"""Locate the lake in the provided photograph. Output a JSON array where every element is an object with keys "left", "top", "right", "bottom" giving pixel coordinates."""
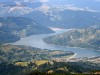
[{"left": 11, "top": 28, "right": 100, "bottom": 58}]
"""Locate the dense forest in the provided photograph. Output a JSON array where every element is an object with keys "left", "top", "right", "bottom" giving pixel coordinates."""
[
  {"left": 0, "top": 45, "right": 100, "bottom": 75},
  {"left": 0, "top": 60, "right": 100, "bottom": 75},
  {"left": 44, "top": 26, "right": 100, "bottom": 50},
  {"left": 0, "top": 17, "right": 54, "bottom": 44}
]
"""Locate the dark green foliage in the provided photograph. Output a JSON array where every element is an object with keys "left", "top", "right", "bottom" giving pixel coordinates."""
[
  {"left": 0, "top": 17, "right": 54, "bottom": 44},
  {"left": 27, "top": 71, "right": 71, "bottom": 75},
  {"left": 0, "top": 32, "right": 20, "bottom": 44},
  {"left": 0, "top": 62, "right": 26, "bottom": 75},
  {"left": 0, "top": 45, "right": 74, "bottom": 63},
  {"left": 44, "top": 26, "right": 100, "bottom": 50},
  {"left": 66, "top": 62, "right": 100, "bottom": 73},
  {"left": 0, "top": 44, "right": 99, "bottom": 75},
  {"left": 27, "top": 61, "right": 100, "bottom": 75}
]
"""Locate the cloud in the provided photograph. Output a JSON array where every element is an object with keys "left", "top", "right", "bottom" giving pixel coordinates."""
[
  {"left": 55, "top": 5, "right": 99, "bottom": 12},
  {"left": 38, "top": 4, "right": 50, "bottom": 14},
  {"left": 39, "top": 0, "right": 49, "bottom": 3},
  {"left": 15, "top": 0, "right": 49, "bottom": 3},
  {"left": 67, "top": 6, "right": 99, "bottom": 12}
]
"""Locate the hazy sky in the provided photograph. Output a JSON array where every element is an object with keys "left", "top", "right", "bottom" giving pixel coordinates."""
[{"left": 0, "top": 0, "right": 100, "bottom": 10}]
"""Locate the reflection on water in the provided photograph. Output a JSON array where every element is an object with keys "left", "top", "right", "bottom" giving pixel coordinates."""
[{"left": 11, "top": 29, "right": 100, "bottom": 58}]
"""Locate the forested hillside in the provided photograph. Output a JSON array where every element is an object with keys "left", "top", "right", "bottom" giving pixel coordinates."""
[
  {"left": 0, "top": 17, "right": 54, "bottom": 44},
  {"left": 44, "top": 26, "right": 100, "bottom": 50}
]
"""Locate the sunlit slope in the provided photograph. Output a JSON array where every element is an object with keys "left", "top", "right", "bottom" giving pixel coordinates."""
[{"left": 44, "top": 26, "right": 100, "bottom": 50}]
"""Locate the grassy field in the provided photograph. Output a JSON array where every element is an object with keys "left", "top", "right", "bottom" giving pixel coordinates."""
[{"left": 35, "top": 60, "right": 49, "bottom": 66}]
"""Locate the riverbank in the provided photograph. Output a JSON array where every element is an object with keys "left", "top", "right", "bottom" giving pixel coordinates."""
[
  {"left": 43, "top": 41, "right": 100, "bottom": 52},
  {"left": 9, "top": 29, "right": 100, "bottom": 58}
]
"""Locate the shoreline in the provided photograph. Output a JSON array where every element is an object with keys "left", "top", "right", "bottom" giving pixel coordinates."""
[
  {"left": 5, "top": 28, "right": 100, "bottom": 58},
  {"left": 43, "top": 41, "right": 100, "bottom": 51}
]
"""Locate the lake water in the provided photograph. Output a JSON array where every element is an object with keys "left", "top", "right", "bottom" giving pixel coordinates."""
[{"left": 11, "top": 29, "right": 100, "bottom": 58}]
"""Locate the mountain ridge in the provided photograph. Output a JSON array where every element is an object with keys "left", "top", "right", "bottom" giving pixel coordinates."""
[
  {"left": 43, "top": 26, "right": 100, "bottom": 50},
  {"left": 0, "top": 17, "right": 54, "bottom": 44}
]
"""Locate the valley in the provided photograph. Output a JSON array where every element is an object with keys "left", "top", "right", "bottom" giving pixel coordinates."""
[
  {"left": 0, "top": 0, "right": 100, "bottom": 75},
  {"left": 1, "top": 27, "right": 99, "bottom": 74},
  {"left": 11, "top": 28, "right": 100, "bottom": 58}
]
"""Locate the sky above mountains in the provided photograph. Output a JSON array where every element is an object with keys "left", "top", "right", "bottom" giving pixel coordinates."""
[{"left": 0, "top": 0, "right": 100, "bottom": 11}]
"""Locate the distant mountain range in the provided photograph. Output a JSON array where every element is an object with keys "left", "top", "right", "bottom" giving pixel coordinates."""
[
  {"left": 0, "top": 0, "right": 100, "bottom": 28},
  {"left": 0, "top": 17, "right": 54, "bottom": 44},
  {"left": 47, "top": 0, "right": 100, "bottom": 11},
  {"left": 23, "top": 9, "right": 100, "bottom": 28},
  {"left": 0, "top": 3, "right": 33, "bottom": 16},
  {"left": 43, "top": 26, "right": 100, "bottom": 50},
  {"left": 1, "top": 0, "right": 100, "bottom": 11}
]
